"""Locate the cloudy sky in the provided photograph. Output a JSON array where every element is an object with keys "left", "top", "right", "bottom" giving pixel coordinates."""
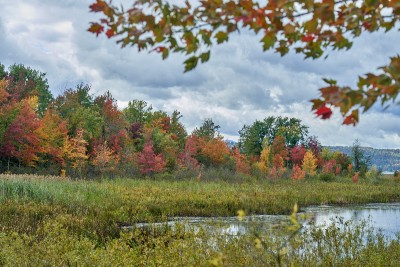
[{"left": 1, "top": 0, "right": 399, "bottom": 148}]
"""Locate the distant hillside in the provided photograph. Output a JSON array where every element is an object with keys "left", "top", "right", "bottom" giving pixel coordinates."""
[{"left": 326, "top": 146, "right": 400, "bottom": 173}]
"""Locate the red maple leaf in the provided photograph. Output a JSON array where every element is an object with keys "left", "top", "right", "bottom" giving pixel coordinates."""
[
  {"left": 343, "top": 114, "right": 357, "bottom": 126},
  {"left": 302, "top": 34, "right": 315, "bottom": 42},
  {"left": 105, "top": 29, "right": 115, "bottom": 38},
  {"left": 89, "top": 1, "right": 107, "bottom": 12},
  {"left": 315, "top": 105, "right": 332, "bottom": 119},
  {"left": 362, "top": 21, "right": 372, "bottom": 30}
]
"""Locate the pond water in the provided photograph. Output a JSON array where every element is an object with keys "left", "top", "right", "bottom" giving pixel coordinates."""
[
  {"left": 304, "top": 202, "right": 400, "bottom": 239},
  {"left": 132, "top": 203, "right": 400, "bottom": 239}
]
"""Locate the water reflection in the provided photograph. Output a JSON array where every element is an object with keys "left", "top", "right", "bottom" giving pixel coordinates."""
[
  {"left": 304, "top": 203, "right": 400, "bottom": 239},
  {"left": 130, "top": 203, "right": 400, "bottom": 239}
]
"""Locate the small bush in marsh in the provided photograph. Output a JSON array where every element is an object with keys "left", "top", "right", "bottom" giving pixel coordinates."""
[{"left": 319, "top": 172, "right": 335, "bottom": 182}]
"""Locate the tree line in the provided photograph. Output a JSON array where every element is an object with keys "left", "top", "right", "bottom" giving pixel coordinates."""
[{"left": 1, "top": 63, "right": 367, "bottom": 180}]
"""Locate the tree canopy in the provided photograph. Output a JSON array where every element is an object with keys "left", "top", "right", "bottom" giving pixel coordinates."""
[
  {"left": 192, "top": 118, "right": 221, "bottom": 140},
  {"left": 89, "top": 0, "right": 399, "bottom": 125},
  {"left": 238, "top": 116, "right": 309, "bottom": 156}
]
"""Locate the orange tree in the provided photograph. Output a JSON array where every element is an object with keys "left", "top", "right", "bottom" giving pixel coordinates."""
[{"left": 89, "top": 0, "right": 399, "bottom": 125}]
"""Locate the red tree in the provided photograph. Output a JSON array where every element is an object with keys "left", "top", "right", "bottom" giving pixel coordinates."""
[
  {"left": 178, "top": 135, "right": 203, "bottom": 170},
  {"left": 232, "top": 147, "right": 250, "bottom": 175},
  {"left": 291, "top": 145, "right": 306, "bottom": 166},
  {"left": 323, "top": 159, "right": 337, "bottom": 174},
  {"left": 138, "top": 140, "right": 166, "bottom": 175},
  {"left": 2, "top": 100, "right": 45, "bottom": 166}
]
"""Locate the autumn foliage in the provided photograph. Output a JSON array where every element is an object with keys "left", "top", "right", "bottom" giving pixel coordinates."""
[
  {"left": 138, "top": 141, "right": 166, "bottom": 176},
  {"left": 201, "top": 137, "right": 230, "bottom": 166},
  {"left": 2, "top": 100, "right": 45, "bottom": 166},
  {"left": 92, "top": 141, "right": 119, "bottom": 175},
  {"left": 291, "top": 165, "right": 306, "bottom": 180},
  {"left": 232, "top": 147, "right": 250, "bottom": 175},
  {"left": 0, "top": 62, "right": 377, "bottom": 180},
  {"left": 302, "top": 150, "right": 317, "bottom": 177},
  {"left": 291, "top": 145, "right": 306, "bottom": 166},
  {"left": 63, "top": 129, "right": 88, "bottom": 174}
]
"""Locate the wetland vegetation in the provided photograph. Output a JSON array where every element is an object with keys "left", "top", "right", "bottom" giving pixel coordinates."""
[{"left": 1, "top": 174, "right": 400, "bottom": 266}]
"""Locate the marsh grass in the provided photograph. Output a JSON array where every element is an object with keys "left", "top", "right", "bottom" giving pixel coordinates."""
[
  {"left": 1, "top": 174, "right": 400, "bottom": 220},
  {"left": 1, "top": 173, "right": 400, "bottom": 265}
]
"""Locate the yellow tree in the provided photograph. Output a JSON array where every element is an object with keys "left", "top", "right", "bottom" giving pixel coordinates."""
[
  {"left": 0, "top": 79, "right": 9, "bottom": 103},
  {"left": 302, "top": 150, "right": 317, "bottom": 177},
  {"left": 39, "top": 109, "right": 68, "bottom": 165},
  {"left": 92, "top": 141, "right": 119, "bottom": 177},
  {"left": 259, "top": 140, "right": 271, "bottom": 175},
  {"left": 63, "top": 129, "right": 88, "bottom": 176}
]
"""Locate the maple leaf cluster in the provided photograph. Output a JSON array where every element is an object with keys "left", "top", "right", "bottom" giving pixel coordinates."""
[{"left": 89, "top": 0, "right": 399, "bottom": 124}]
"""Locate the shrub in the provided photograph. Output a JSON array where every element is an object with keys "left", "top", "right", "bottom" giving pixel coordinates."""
[
  {"left": 291, "top": 165, "right": 305, "bottom": 180},
  {"left": 232, "top": 148, "right": 251, "bottom": 175},
  {"left": 335, "top": 165, "right": 341, "bottom": 175},
  {"left": 322, "top": 159, "right": 336, "bottom": 174},
  {"left": 365, "top": 165, "right": 381, "bottom": 181},
  {"left": 138, "top": 141, "right": 166, "bottom": 176},
  {"left": 352, "top": 172, "right": 359, "bottom": 183},
  {"left": 251, "top": 162, "right": 266, "bottom": 179},
  {"left": 347, "top": 164, "right": 353, "bottom": 175},
  {"left": 319, "top": 172, "right": 335, "bottom": 182},
  {"left": 268, "top": 165, "right": 286, "bottom": 180}
]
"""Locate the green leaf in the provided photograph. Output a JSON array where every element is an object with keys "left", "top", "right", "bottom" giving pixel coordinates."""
[
  {"left": 162, "top": 48, "right": 169, "bottom": 60},
  {"left": 200, "top": 51, "right": 211, "bottom": 63},
  {"left": 304, "top": 19, "right": 318, "bottom": 32},
  {"left": 322, "top": 78, "right": 337, "bottom": 85},
  {"left": 200, "top": 30, "right": 212, "bottom": 46},
  {"left": 261, "top": 34, "right": 276, "bottom": 51},
  {"left": 214, "top": 31, "right": 228, "bottom": 44},
  {"left": 184, "top": 56, "right": 199, "bottom": 72},
  {"left": 365, "top": 0, "right": 379, "bottom": 6}
]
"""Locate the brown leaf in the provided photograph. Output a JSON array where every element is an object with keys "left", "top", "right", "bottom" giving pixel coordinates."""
[
  {"left": 88, "top": 23, "right": 104, "bottom": 36},
  {"left": 342, "top": 110, "right": 359, "bottom": 126},
  {"left": 89, "top": 1, "right": 107, "bottom": 12}
]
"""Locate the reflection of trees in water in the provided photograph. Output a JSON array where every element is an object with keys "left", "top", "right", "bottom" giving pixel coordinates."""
[
  {"left": 351, "top": 209, "right": 364, "bottom": 221},
  {"left": 133, "top": 204, "right": 400, "bottom": 239}
]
